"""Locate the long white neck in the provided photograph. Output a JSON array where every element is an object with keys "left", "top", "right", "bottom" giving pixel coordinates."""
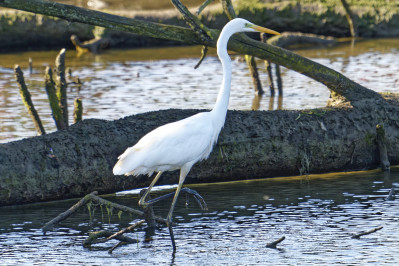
[{"left": 210, "top": 25, "right": 235, "bottom": 137}]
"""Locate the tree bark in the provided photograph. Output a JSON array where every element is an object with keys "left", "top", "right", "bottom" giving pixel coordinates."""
[{"left": 1, "top": 94, "right": 398, "bottom": 206}]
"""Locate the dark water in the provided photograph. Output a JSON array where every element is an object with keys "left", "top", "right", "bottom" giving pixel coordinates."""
[
  {"left": 0, "top": 39, "right": 398, "bottom": 143},
  {"left": 0, "top": 168, "right": 398, "bottom": 264}
]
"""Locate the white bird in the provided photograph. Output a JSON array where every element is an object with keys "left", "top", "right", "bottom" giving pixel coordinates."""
[{"left": 113, "top": 18, "right": 280, "bottom": 250}]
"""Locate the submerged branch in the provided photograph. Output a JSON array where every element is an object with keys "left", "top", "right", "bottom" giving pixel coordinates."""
[
  {"left": 266, "top": 236, "right": 286, "bottom": 248},
  {"left": 42, "top": 191, "right": 167, "bottom": 235},
  {"left": 351, "top": 226, "right": 383, "bottom": 239}
]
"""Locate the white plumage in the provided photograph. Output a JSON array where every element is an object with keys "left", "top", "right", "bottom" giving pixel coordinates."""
[
  {"left": 113, "top": 18, "right": 279, "bottom": 251},
  {"left": 113, "top": 112, "right": 215, "bottom": 176}
]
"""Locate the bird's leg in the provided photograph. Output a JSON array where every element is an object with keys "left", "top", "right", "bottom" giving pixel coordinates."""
[
  {"left": 138, "top": 171, "right": 163, "bottom": 208},
  {"left": 166, "top": 166, "right": 190, "bottom": 251}
]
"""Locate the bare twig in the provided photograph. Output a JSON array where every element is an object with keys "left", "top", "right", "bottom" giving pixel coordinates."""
[
  {"left": 108, "top": 241, "right": 124, "bottom": 254},
  {"left": 351, "top": 226, "right": 383, "bottom": 239},
  {"left": 83, "top": 230, "right": 137, "bottom": 247},
  {"left": 194, "top": 45, "right": 208, "bottom": 69},
  {"left": 197, "top": 0, "right": 216, "bottom": 15},
  {"left": 42, "top": 191, "right": 98, "bottom": 234},
  {"left": 266, "top": 236, "right": 286, "bottom": 248},
  {"left": 91, "top": 220, "right": 145, "bottom": 244},
  {"left": 14, "top": 65, "right": 46, "bottom": 136}
]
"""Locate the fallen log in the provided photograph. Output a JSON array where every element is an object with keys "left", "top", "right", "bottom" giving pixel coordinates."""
[{"left": 0, "top": 93, "right": 398, "bottom": 206}]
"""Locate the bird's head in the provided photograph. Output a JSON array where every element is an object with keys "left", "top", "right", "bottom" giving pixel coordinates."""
[{"left": 228, "top": 18, "right": 280, "bottom": 36}]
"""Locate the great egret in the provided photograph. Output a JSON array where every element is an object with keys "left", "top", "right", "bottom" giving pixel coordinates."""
[{"left": 113, "top": 18, "right": 279, "bottom": 250}]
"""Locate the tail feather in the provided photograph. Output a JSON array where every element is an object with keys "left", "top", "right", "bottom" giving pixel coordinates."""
[{"left": 113, "top": 147, "right": 138, "bottom": 175}]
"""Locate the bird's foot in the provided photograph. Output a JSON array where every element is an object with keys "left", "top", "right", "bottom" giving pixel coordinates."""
[
  {"left": 166, "top": 217, "right": 177, "bottom": 251},
  {"left": 181, "top": 187, "right": 208, "bottom": 210}
]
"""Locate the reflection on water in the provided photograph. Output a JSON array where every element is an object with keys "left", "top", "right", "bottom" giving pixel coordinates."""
[
  {"left": 0, "top": 168, "right": 398, "bottom": 264},
  {"left": 0, "top": 39, "right": 398, "bottom": 143}
]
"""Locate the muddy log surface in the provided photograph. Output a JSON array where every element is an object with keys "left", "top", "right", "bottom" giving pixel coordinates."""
[{"left": 0, "top": 94, "right": 398, "bottom": 206}]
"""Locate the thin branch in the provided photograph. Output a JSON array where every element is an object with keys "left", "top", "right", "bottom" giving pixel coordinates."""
[
  {"left": 42, "top": 191, "right": 98, "bottom": 234},
  {"left": 83, "top": 230, "right": 137, "bottom": 247},
  {"left": 194, "top": 45, "right": 208, "bottom": 69},
  {"left": 351, "top": 226, "right": 383, "bottom": 239},
  {"left": 266, "top": 236, "right": 285, "bottom": 248},
  {"left": 94, "top": 220, "right": 145, "bottom": 244},
  {"left": 197, "top": 0, "right": 216, "bottom": 15}
]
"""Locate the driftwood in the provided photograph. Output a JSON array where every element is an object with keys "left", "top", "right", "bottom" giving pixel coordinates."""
[
  {"left": 42, "top": 191, "right": 167, "bottom": 234},
  {"left": 351, "top": 226, "right": 383, "bottom": 239},
  {"left": 266, "top": 236, "right": 286, "bottom": 249}
]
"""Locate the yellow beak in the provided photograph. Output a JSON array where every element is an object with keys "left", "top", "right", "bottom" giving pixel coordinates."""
[{"left": 251, "top": 25, "right": 280, "bottom": 35}]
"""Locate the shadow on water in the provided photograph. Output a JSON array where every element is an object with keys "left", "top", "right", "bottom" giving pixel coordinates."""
[{"left": 0, "top": 167, "right": 398, "bottom": 264}]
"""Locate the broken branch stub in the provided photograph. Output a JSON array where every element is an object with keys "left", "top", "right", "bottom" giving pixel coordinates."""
[
  {"left": 45, "top": 66, "right": 67, "bottom": 130},
  {"left": 55, "top": 48, "right": 68, "bottom": 126},
  {"left": 14, "top": 65, "right": 46, "bottom": 136}
]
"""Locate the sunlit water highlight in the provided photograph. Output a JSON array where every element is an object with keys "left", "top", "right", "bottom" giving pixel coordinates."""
[
  {"left": 0, "top": 168, "right": 398, "bottom": 264},
  {"left": 0, "top": 39, "right": 398, "bottom": 142}
]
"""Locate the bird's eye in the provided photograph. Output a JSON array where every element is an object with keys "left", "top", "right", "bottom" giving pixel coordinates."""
[{"left": 244, "top": 23, "right": 252, "bottom": 28}]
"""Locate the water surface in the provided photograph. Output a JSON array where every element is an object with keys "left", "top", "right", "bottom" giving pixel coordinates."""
[
  {"left": 0, "top": 168, "right": 398, "bottom": 264},
  {"left": 0, "top": 38, "right": 398, "bottom": 143}
]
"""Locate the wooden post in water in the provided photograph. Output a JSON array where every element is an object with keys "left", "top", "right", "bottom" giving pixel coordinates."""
[
  {"left": 275, "top": 64, "right": 283, "bottom": 95},
  {"left": 14, "top": 65, "right": 46, "bottom": 136},
  {"left": 73, "top": 98, "right": 83, "bottom": 124},
  {"left": 261, "top": 33, "right": 275, "bottom": 96},
  {"left": 55, "top": 48, "right": 68, "bottom": 126},
  {"left": 45, "top": 66, "right": 66, "bottom": 130},
  {"left": 139, "top": 189, "right": 157, "bottom": 228},
  {"left": 245, "top": 55, "right": 264, "bottom": 95}
]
